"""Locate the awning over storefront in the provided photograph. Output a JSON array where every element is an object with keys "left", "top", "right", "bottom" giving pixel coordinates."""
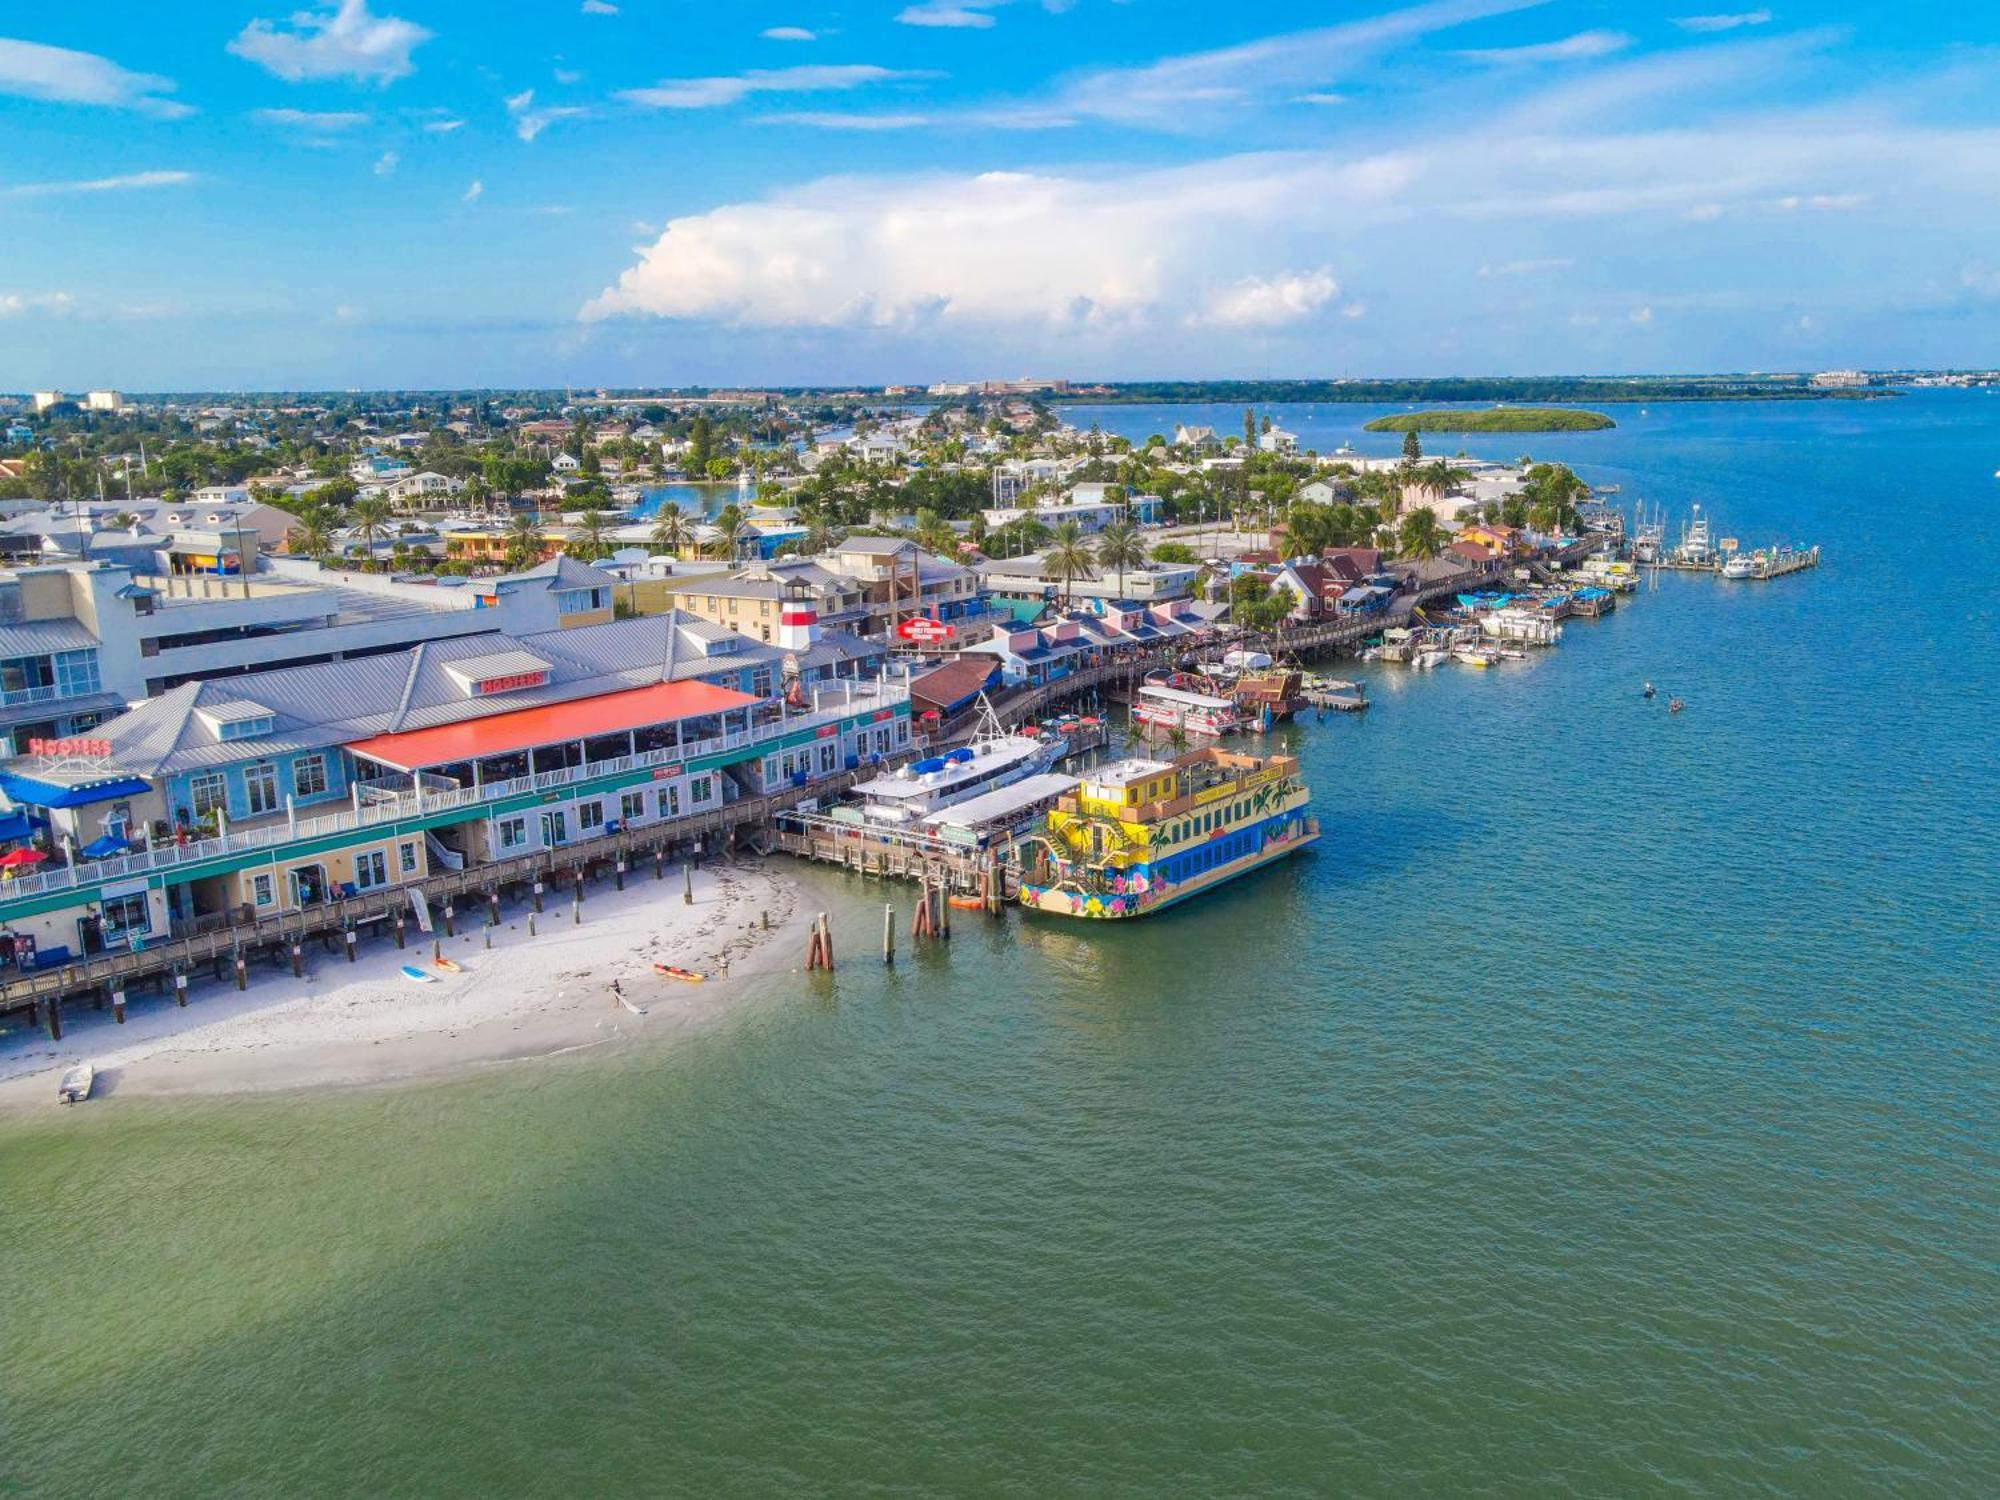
[
  {"left": 0, "top": 773, "right": 153, "bottom": 810},
  {"left": 344, "top": 678, "right": 761, "bottom": 772}
]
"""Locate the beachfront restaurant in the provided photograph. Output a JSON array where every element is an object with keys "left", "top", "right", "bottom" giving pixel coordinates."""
[{"left": 342, "top": 677, "right": 766, "bottom": 866}]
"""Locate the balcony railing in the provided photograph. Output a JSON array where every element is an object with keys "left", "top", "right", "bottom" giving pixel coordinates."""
[{"left": 0, "top": 680, "right": 910, "bottom": 903}]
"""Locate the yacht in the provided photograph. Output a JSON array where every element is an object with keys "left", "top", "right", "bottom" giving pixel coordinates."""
[
  {"left": 848, "top": 698, "right": 1061, "bottom": 826},
  {"left": 1721, "top": 554, "right": 1756, "bottom": 579},
  {"left": 1673, "top": 504, "right": 1716, "bottom": 567}
]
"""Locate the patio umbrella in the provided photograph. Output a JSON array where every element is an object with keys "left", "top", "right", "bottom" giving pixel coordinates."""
[
  {"left": 80, "top": 834, "right": 130, "bottom": 859},
  {"left": 0, "top": 847, "right": 48, "bottom": 867}
]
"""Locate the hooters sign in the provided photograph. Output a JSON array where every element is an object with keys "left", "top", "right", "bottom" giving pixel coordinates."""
[{"left": 896, "top": 617, "right": 953, "bottom": 643}]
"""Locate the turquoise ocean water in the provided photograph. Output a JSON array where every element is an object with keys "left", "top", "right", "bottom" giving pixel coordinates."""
[{"left": 1, "top": 394, "right": 1994, "bottom": 1496}]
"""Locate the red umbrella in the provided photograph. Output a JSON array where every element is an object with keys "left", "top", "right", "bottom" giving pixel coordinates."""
[{"left": 0, "top": 848, "right": 48, "bottom": 868}]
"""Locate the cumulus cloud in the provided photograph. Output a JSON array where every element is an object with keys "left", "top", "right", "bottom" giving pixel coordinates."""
[
  {"left": 1674, "top": 10, "right": 1772, "bottom": 32},
  {"left": 763, "top": 27, "right": 818, "bottom": 42},
  {"left": 0, "top": 37, "right": 192, "bottom": 117},
  {"left": 3, "top": 170, "right": 195, "bottom": 199},
  {"left": 1193, "top": 268, "right": 1340, "bottom": 328},
  {"left": 229, "top": 0, "right": 431, "bottom": 86},
  {"left": 617, "top": 65, "right": 931, "bottom": 110},
  {"left": 582, "top": 159, "right": 1382, "bottom": 330}
]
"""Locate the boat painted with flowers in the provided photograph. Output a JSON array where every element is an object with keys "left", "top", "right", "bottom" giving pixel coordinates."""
[{"left": 1016, "top": 749, "right": 1318, "bottom": 920}]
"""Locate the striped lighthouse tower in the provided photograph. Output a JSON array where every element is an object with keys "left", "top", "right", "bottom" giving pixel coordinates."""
[{"left": 777, "top": 582, "right": 820, "bottom": 651}]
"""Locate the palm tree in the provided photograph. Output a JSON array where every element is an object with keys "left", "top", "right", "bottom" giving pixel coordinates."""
[
  {"left": 1397, "top": 508, "right": 1445, "bottom": 560},
  {"left": 504, "top": 510, "right": 544, "bottom": 571},
  {"left": 1043, "top": 520, "right": 1096, "bottom": 609},
  {"left": 568, "top": 508, "right": 613, "bottom": 561},
  {"left": 350, "top": 495, "right": 393, "bottom": 553},
  {"left": 1094, "top": 519, "right": 1149, "bottom": 598},
  {"left": 710, "top": 503, "right": 755, "bottom": 562},
  {"left": 650, "top": 504, "right": 694, "bottom": 558},
  {"left": 912, "top": 506, "right": 957, "bottom": 559},
  {"left": 287, "top": 507, "right": 336, "bottom": 562}
]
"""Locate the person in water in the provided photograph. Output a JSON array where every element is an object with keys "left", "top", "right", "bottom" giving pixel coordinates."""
[{"left": 1643, "top": 682, "right": 1656, "bottom": 699}]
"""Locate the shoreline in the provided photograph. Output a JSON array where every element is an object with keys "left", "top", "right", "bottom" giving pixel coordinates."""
[{"left": 0, "top": 861, "right": 807, "bottom": 1109}]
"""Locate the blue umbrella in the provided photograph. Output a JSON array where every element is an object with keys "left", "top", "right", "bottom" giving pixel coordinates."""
[{"left": 80, "top": 833, "right": 131, "bottom": 859}]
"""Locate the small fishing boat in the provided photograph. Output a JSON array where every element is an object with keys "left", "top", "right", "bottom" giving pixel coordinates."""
[
  {"left": 653, "top": 963, "right": 706, "bottom": 984},
  {"left": 433, "top": 957, "right": 464, "bottom": 974},
  {"left": 400, "top": 964, "right": 437, "bottom": 984},
  {"left": 1720, "top": 554, "right": 1756, "bottom": 579},
  {"left": 1452, "top": 646, "right": 1498, "bottom": 669},
  {"left": 57, "top": 1062, "right": 93, "bottom": 1104}
]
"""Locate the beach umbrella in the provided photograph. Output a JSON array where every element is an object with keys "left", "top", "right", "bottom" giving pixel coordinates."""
[{"left": 0, "top": 847, "right": 48, "bottom": 867}]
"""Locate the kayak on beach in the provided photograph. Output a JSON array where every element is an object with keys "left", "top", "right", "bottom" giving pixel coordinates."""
[
  {"left": 400, "top": 965, "right": 437, "bottom": 984},
  {"left": 653, "top": 963, "right": 706, "bottom": 984},
  {"left": 433, "top": 957, "right": 464, "bottom": 973}
]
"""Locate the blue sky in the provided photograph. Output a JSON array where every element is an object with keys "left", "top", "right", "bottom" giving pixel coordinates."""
[{"left": 3, "top": 0, "right": 1999, "bottom": 389}]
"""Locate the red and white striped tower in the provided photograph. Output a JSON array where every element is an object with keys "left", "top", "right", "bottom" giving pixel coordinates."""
[{"left": 777, "top": 583, "right": 820, "bottom": 650}]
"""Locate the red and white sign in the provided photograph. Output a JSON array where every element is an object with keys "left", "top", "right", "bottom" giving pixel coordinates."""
[
  {"left": 474, "top": 670, "right": 551, "bottom": 695},
  {"left": 29, "top": 737, "right": 112, "bottom": 758},
  {"left": 650, "top": 764, "right": 685, "bottom": 781},
  {"left": 896, "top": 616, "right": 954, "bottom": 643}
]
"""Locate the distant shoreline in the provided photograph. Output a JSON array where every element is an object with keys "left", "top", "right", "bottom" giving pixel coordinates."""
[
  {"left": 1365, "top": 407, "right": 1616, "bottom": 434},
  {"left": 1047, "top": 381, "right": 1895, "bottom": 407}
]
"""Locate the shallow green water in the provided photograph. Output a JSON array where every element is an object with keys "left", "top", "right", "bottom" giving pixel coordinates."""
[{"left": 2, "top": 396, "right": 1995, "bottom": 1497}]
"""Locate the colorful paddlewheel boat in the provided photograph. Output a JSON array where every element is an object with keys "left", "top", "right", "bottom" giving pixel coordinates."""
[{"left": 1017, "top": 749, "right": 1318, "bottom": 920}]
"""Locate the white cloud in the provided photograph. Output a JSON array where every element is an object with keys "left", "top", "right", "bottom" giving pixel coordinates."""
[
  {"left": 581, "top": 0, "right": 620, "bottom": 11},
  {"left": 374, "top": 150, "right": 398, "bottom": 175},
  {"left": 758, "top": 111, "right": 931, "bottom": 130},
  {"left": 0, "top": 37, "right": 192, "bottom": 117},
  {"left": 583, "top": 160, "right": 1379, "bottom": 330},
  {"left": 463, "top": 179, "right": 484, "bottom": 202},
  {"left": 1629, "top": 305, "right": 1654, "bottom": 325},
  {"left": 1021, "top": 0, "right": 1550, "bottom": 129},
  {"left": 0, "top": 291, "right": 76, "bottom": 317},
  {"left": 1295, "top": 92, "right": 1347, "bottom": 106},
  {"left": 898, "top": 2, "right": 1003, "bottom": 27},
  {"left": 253, "top": 107, "right": 370, "bottom": 129},
  {"left": 763, "top": 27, "right": 818, "bottom": 42},
  {"left": 423, "top": 117, "right": 464, "bottom": 133},
  {"left": 229, "top": 0, "right": 431, "bottom": 86},
  {"left": 1769, "top": 192, "right": 1867, "bottom": 212},
  {"left": 1479, "top": 257, "right": 1574, "bottom": 276},
  {"left": 617, "top": 65, "right": 932, "bottom": 110},
  {"left": 3, "top": 170, "right": 195, "bottom": 199},
  {"left": 554, "top": 67, "right": 583, "bottom": 85},
  {"left": 1674, "top": 10, "right": 1772, "bottom": 32},
  {"left": 1193, "top": 268, "right": 1341, "bottom": 328},
  {"left": 506, "top": 88, "right": 588, "bottom": 141},
  {"left": 1460, "top": 30, "right": 1633, "bottom": 65}
]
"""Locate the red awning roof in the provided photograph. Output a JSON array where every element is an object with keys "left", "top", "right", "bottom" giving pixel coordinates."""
[{"left": 345, "top": 678, "right": 760, "bottom": 771}]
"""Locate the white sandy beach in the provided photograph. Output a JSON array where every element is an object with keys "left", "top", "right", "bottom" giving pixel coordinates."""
[{"left": 0, "top": 861, "right": 806, "bottom": 1107}]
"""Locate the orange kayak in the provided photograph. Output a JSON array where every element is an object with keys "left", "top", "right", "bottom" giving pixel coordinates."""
[
  {"left": 434, "top": 957, "right": 464, "bottom": 973},
  {"left": 947, "top": 896, "right": 987, "bottom": 912},
  {"left": 653, "top": 963, "right": 706, "bottom": 984}
]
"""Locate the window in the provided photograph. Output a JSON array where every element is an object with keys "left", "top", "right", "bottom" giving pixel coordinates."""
[
  {"left": 498, "top": 816, "right": 528, "bottom": 849},
  {"left": 750, "top": 668, "right": 774, "bottom": 697},
  {"left": 659, "top": 783, "right": 681, "bottom": 818},
  {"left": 398, "top": 841, "right": 418, "bottom": 874},
  {"left": 354, "top": 850, "right": 388, "bottom": 890},
  {"left": 577, "top": 800, "right": 604, "bottom": 833},
  {"left": 818, "top": 743, "right": 838, "bottom": 775},
  {"left": 689, "top": 775, "right": 714, "bottom": 806},
  {"left": 621, "top": 791, "right": 646, "bottom": 823},
  {"left": 252, "top": 873, "right": 275, "bottom": 906},
  {"left": 293, "top": 754, "right": 328, "bottom": 799},
  {"left": 190, "top": 771, "right": 227, "bottom": 818},
  {"left": 244, "top": 763, "right": 279, "bottom": 817},
  {"left": 99, "top": 892, "right": 151, "bottom": 943}
]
